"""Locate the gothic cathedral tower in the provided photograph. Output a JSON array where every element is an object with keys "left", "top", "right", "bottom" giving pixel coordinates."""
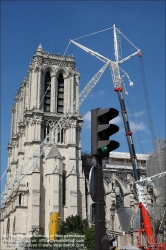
[{"left": 1, "top": 44, "right": 86, "bottom": 241}]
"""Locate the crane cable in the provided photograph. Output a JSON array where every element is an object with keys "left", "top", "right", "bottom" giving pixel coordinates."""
[
  {"left": 139, "top": 55, "right": 166, "bottom": 202},
  {"left": 125, "top": 93, "right": 145, "bottom": 154},
  {"left": 139, "top": 55, "right": 156, "bottom": 150},
  {"left": 0, "top": 169, "right": 7, "bottom": 182},
  {"left": 120, "top": 64, "right": 145, "bottom": 154},
  {"left": 73, "top": 27, "right": 113, "bottom": 41},
  {"left": 119, "top": 43, "right": 145, "bottom": 154}
]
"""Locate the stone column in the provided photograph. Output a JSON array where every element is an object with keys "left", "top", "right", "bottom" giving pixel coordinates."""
[
  {"left": 11, "top": 108, "right": 14, "bottom": 138},
  {"left": 14, "top": 101, "right": 18, "bottom": 134},
  {"left": 75, "top": 73, "right": 80, "bottom": 115},
  {"left": 63, "top": 76, "right": 68, "bottom": 114},
  {"left": 51, "top": 75, "right": 56, "bottom": 112},
  {"left": 30, "top": 69, "right": 38, "bottom": 109},
  {"left": 37, "top": 70, "right": 42, "bottom": 109},
  {"left": 28, "top": 68, "right": 33, "bottom": 110}
]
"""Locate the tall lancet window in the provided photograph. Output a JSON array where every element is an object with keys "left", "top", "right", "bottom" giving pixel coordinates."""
[
  {"left": 57, "top": 73, "right": 64, "bottom": 113},
  {"left": 44, "top": 71, "right": 51, "bottom": 112}
]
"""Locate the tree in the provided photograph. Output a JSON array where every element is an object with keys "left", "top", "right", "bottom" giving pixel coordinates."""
[
  {"left": 58, "top": 215, "right": 89, "bottom": 235},
  {"left": 84, "top": 226, "right": 95, "bottom": 250},
  {"left": 58, "top": 215, "right": 95, "bottom": 249}
]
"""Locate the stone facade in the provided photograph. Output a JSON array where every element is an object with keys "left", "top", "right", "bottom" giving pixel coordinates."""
[{"left": 0, "top": 44, "right": 86, "bottom": 247}]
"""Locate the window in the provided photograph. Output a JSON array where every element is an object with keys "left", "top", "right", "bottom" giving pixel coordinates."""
[
  {"left": 58, "top": 129, "right": 64, "bottom": 143},
  {"left": 19, "top": 194, "right": 22, "bottom": 206},
  {"left": 44, "top": 123, "right": 50, "bottom": 141},
  {"left": 44, "top": 71, "right": 51, "bottom": 112},
  {"left": 62, "top": 172, "right": 66, "bottom": 205},
  {"left": 57, "top": 73, "right": 64, "bottom": 113}
]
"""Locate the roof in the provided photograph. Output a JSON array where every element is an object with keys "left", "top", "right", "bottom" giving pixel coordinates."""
[
  {"left": 116, "top": 206, "right": 139, "bottom": 232},
  {"left": 109, "top": 151, "right": 148, "bottom": 160},
  {"left": 46, "top": 145, "right": 63, "bottom": 159},
  {"left": 116, "top": 207, "right": 132, "bottom": 232}
]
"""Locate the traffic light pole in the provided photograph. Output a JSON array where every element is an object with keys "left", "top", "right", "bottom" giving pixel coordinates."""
[
  {"left": 91, "top": 107, "right": 119, "bottom": 249},
  {"left": 115, "top": 87, "right": 140, "bottom": 181},
  {"left": 95, "top": 156, "right": 109, "bottom": 250}
]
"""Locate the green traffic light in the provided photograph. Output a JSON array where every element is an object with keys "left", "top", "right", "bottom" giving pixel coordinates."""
[{"left": 101, "top": 146, "right": 108, "bottom": 153}]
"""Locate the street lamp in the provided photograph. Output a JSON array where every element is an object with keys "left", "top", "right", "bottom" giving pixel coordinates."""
[{"left": 110, "top": 206, "right": 115, "bottom": 231}]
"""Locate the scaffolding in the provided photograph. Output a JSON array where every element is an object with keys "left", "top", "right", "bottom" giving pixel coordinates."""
[
  {"left": 146, "top": 139, "right": 166, "bottom": 203},
  {"left": 81, "top": 152, "right": 147, "bottom": 184}
]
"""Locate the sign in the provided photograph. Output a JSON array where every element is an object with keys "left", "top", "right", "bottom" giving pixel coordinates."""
[
  {"left": 106, "top": 229, "right": 124, "bottom": 236},
  {"left": 113, "top": 240, "right": 117, "bottom": 247},
  {"left": 89, "top": 165, "right": 96, "bottom": 202}
]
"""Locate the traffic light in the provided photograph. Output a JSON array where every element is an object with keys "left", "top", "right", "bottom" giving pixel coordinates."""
[
  {"left": 91, "top": 108, "right": 119, "bottom": 157},
  {"left": 108, "top": 236, "right": 117, "bottom": 250},
  {"left": 90, "top": 202, "right": 96, "bottom": 224}
]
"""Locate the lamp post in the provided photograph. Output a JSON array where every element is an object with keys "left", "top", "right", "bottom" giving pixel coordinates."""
[{"left": 110, "top": 206, "right": 115, "bottom": 230}]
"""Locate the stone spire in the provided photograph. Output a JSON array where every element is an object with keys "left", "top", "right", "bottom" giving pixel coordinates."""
[{"left": 37, "top": 43, "right": 43, "bottom": 52}]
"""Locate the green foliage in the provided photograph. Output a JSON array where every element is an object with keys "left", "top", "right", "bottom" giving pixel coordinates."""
[
  {"left": 58, "top": 215, "right": 89, "bottom": 235},
  {"left": 84, "top": 226, "right": 95, "bottom": 250},
  {"left": 58, "top": 215, "right": 95, "bottom": 250}
]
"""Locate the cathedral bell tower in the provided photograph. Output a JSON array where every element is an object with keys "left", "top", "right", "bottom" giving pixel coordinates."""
[{"left": 1, "top": 44, "right": 86, "bottom": 241}]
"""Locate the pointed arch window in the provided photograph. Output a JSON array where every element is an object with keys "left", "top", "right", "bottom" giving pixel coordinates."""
[
  {"left": 57, "top": 73, "right": 64, "bottom": 113},
  {"left": 44, "top": 122, "right": 50, "bottom": 141},
  {"left": 44, "top": 71, "right": 51, "bottom": 112},
  {"left": 62, "top": 171, "right": 66, "bottom": 205},
  {"left": 58, "top": 129, "right": 64, "bottom": 143}
]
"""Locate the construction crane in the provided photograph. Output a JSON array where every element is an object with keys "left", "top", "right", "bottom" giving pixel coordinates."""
[
  {"left": 136, "top": 172, "right": 166, "bottom": 249},
  {"left": 1, "top": 61, "right": 109, "bottom": 205},
  {"left": 136, "top": 171, "right": 166, "bottom": 185},
  {"left": 70, "top": 25, "right": 166, "bottom": 249}
]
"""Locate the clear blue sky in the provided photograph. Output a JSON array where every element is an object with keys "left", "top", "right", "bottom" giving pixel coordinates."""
[{"left": 1, "top": 1, "right": 165, "bottom": 193}]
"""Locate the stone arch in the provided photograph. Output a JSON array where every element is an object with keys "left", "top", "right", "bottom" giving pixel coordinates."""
[
  {"left": 43, "top": 70, "right": 51, "bottom": 112},
  {"left": 56, "top": 72, "right": 65, "bottom": 114},
  {"left": 42, "top": 65, "right": 55, "bottom": 77},
  {"left": 111, "top": 173, "right": 127, "bottom": 194},
  {"left": 55, "top": 67, "right": 69, "bottom": 79},
  {"left": 111, "top": 174, "right": 127, "bottom": 207},
  {"left": 113, "top": 180, "right": 124, "bottom": 207}
]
